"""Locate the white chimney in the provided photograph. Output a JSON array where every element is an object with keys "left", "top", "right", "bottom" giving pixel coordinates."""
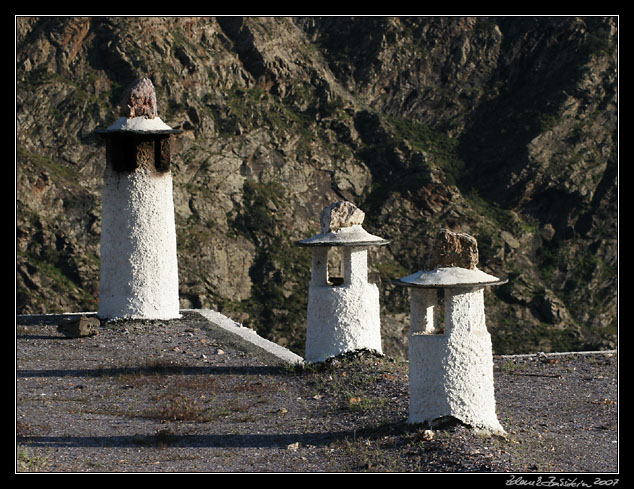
[
  {"left": 296, "top": 201, "right": 389, "bottom": 363},
  {"left": 394, "top": 229, "right": 507, "bottom": 434},
  {"left": 96, "top": 78, "right": 181, "bottom": 320}
]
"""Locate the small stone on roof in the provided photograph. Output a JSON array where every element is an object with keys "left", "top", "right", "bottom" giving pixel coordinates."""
[{"left": 57, "top": 315, "right": 100, "bottom": 338}]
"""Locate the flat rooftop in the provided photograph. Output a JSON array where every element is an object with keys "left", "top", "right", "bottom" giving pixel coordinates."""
[{"left": 16, "top": 309, "right": 618, "bottom": 474}]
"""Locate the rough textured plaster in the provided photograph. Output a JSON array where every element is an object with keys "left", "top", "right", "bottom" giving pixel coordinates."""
[
  {"left": 408, "top": 287, "right": 505, "bottom": 434},
  {"left": 99, "top": 166, "right": 180, "bottom": 320}
]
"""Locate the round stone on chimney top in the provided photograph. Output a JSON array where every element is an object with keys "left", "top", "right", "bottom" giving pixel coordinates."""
[{"left": 119, "top": 78, "right": 158, "bottom": 119}]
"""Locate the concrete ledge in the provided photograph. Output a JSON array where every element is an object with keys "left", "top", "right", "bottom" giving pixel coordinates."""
[
  {"left": 16, "top": 309, "right": 305, "bottom": 367},
  {"left": 496, "top": 350, "right": 617, "bottom": 359},
  {"left": 189, "top": 309, "right": 304, "bottom": 366}
]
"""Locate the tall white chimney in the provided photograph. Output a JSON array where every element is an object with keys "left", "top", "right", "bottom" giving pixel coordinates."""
[{"left": 96, "top": 78, "right": 182, "bottom": 320}]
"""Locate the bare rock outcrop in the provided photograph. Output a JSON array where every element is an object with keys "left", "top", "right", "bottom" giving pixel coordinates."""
[{"left": 15, "top": 16, "right": 618, "bottom": 355}]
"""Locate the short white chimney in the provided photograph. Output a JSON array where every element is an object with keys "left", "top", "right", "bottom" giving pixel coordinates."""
[
  {"left": 96, "top": 78, "right": 182, "bottom": 320},
  {"left": 394, "top": 229, "right": 507, "bottom": 434},
  {"left": 296, "top": 201, "right": 389, "bottom": 363}
]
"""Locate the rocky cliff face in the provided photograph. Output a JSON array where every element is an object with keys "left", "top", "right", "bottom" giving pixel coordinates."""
[{"left": 16, "top": 16, "right": 618, "bottom": 357}]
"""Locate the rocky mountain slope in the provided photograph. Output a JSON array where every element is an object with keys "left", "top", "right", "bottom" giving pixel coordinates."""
[{"left": 15, "top": 16, "right": 618, "bottom": 358}]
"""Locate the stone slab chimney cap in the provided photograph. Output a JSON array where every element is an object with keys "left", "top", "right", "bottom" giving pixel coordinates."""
[
  {"left": 393, "top": 228, "right": 506, "bottom": 288},
  {"left": 393, "top": 267, "right": 507, "bottom": 289},
  {"left": 296, "top": 201, "right": 389, "bottom": 247}
]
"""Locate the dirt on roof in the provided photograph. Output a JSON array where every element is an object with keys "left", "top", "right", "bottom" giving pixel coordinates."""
[{"left": 16, "top": 310, "right": 618, "bottom": 475}]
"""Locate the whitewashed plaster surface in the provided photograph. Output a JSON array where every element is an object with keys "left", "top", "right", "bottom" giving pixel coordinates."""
[
  {"left": 305, "top": 246, "right": 382, "bottom": 363},
  {"left": 98, "top": 165, "right": 180, "bottom": 320},
  {"left": 399, "top": 266, "right": 500, "bottom": 286},
  {"left": 408, "top": 287, "right": 505, "bottom": 434},
  {"left": 298, "top": 224, "right": 387, "bottom": 246},
  {"left": 305, "top": 282, "right": 382, "bottom": 363},
  {"left": 106, "top": 116, "right": 173, "bottom": 132}
]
